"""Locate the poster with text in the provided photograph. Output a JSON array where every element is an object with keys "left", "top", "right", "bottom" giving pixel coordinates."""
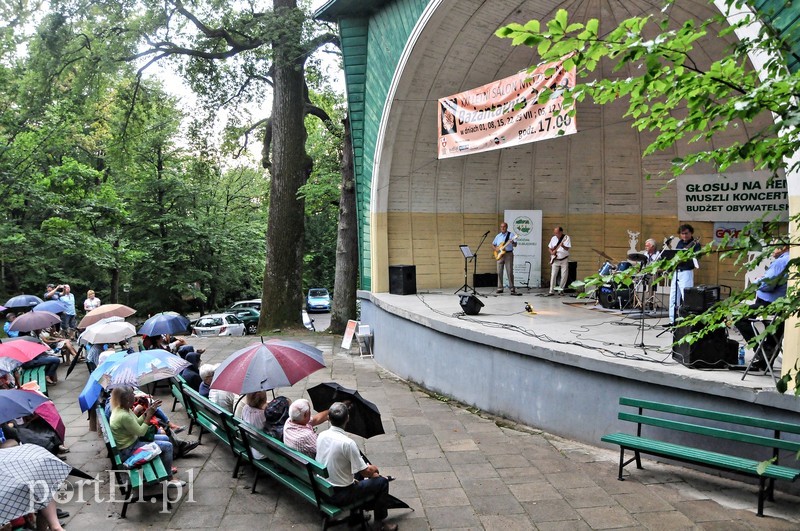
[
  {"left": 677, "top": 172, "right": 788, "bottom": 222},
  {"left": 438, "top": 60, "right": 577, "bottom": 159},
  {"left": 504, "top": 210, "right": 543, "bottom": 288}
]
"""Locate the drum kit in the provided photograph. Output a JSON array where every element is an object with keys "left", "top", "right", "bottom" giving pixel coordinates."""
[{"left": 591, "top": 248, "right": 655, "bottom": 310}]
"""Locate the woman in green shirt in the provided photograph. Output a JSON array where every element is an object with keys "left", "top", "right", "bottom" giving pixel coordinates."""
[{"left": 109, "top": 386, "right": 184, "bottom": 487}]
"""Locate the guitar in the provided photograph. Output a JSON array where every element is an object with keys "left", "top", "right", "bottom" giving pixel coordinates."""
[
  {"left": 493, "top": 234, "right": 518, "bottom": 261},
  {"left": 550, "top": 236, "right": 568, "bottom": 264}
]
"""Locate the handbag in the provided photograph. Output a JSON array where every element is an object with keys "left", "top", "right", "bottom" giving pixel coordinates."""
[
  {"left": 123, "top": 442, "right": 162, "bottom": 468},
  {"left": 141, "top": 425, "right": 158, "bottom": 442}
]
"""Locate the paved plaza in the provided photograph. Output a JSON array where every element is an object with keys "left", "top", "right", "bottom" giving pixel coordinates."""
[{"left": 50, "top": 333, "right": 800, "bottom": 529}]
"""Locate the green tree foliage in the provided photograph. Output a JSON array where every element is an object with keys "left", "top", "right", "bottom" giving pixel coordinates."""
[
  {"left": 0, "top": 5, "right": 267, "bottom": 315},
  {"left": 496, "top": 1, "right": 799, "bottom": 374}
]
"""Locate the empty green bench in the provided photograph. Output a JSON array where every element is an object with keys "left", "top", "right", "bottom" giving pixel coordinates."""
[{"left": 601, "top": 396, "right": 800, "bottom": 516}]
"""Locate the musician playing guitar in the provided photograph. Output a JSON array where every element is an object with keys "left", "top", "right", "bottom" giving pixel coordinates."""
[
  {"left": 548, "top": 226, "right": 571, "bottom": 295},
  {"left": 492, "top": 222, "right": 518, "bottom": 294}
]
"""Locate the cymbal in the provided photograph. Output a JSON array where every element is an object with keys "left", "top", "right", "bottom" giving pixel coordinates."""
[
  {"left": 591, "top": 248, "right": 615, "bottom": 262},
  {"left": 627, "top": 251, "right": 648, "bottom": 263}
]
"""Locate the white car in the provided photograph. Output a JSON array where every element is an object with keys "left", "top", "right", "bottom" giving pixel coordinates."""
[
  {"left": 230, "top": 299, "right": 262, "bottom": 311},
  {"left": 192, "top": 313, "right": 246, "bottom": 337}
]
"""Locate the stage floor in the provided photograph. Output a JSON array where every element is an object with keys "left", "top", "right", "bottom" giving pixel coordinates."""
[{"left": 370, "top": 286, "right": 782, "bottom": 393}]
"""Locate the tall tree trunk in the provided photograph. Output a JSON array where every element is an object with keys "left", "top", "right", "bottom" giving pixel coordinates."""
[
  {"left": 259, "top": 0, "right": 311, "bottom": 331},
  {"left": 330, "top": 117, "right": 358, "bottom": 333}
]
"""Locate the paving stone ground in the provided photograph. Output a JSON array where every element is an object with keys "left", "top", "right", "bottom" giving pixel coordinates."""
[{"left": 48, "top": 333, "right": 800, "bottom": 530}]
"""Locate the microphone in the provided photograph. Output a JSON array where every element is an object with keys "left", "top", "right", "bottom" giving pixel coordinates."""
[{"left": 483, "top": 230, "right": 490, "bottom": 236}]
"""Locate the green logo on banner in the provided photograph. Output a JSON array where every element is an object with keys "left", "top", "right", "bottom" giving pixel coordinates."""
[{"left": 514, "top": 216, "right": 532, "bottom": 235}]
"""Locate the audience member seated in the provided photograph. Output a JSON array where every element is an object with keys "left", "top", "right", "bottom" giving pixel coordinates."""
[
  {"left": 198, "top": 363, "right": 237, "bottom": 412},
  {"left": 38, "top": 327, "right": 80, "bottom": 363},
  {"left": 108, "top": 386, "right": 184, "bottom": 488},
  {"left": 21, "top": 352, "right": 62, "bottom": 385},
  {"left": 180, "top": 352, "right": 202, "bottom": 391},
  {"left": 3, "top": 312, "right": 19, "bottom": 338},
  {"left": 240, "top": 391, "right": 291, "bottom": 457},
  {"left": 283, "top": 398, "right": 328, "bottom": 458},
  {"left": 316, "top": 402, "right": 398, "bottom": 531}
]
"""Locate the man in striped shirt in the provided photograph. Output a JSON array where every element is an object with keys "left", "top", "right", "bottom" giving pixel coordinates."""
[{"left": 283, "top": 399, "right": 328, "bottom": 457}]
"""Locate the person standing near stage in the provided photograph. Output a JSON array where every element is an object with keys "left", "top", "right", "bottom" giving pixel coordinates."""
[
  {"left": 492, "top": 222, "right": 517, "bottom": 294},
  {"left": 669, "top": 224, "right": 701, "bottom": 324},
  {"left": 548, "top": 227, "right": 571, "bottom": 295}
]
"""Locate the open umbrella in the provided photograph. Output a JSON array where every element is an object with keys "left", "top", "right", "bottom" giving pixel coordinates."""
[
  {"left": 0, "top": 389, "right": 51, "bottom": 423},
  {"left": 307, "top": 382, "right": 385, "bottom": 439},
  {"left": 78, "top": 321, "right": 136, "bottom": 345},
  {"left": 30, "top": 400, "right": 66, "bottom": 442},
  {"left": 78, "top": 303, "right": 136, "bottom": 329},
  {"left": 0, "top": 341, "right": 50, "bottom": 373},
  {"left": 0, "top": 444, "right": 84, "bottom": 524},
  {"left": 8, "top": 311, "right": 60, "bottom": 333},
  {"left": 32, "top": 300, "right": 67, "bottom": 314},
  {"left": 98, "top": 349, "right": 189, "bottom": 389},
  {"left": 78, "top": 351, "right": 127, "bottom": 412},
  {"left": 3, "top": 295, "right": 43, "bottom": 311},
  {"left": 211, "top": 339, "right": 326, "bottom": 394},
  {"left": 138, "top": 312, "right": 190, "bottom": 336}
]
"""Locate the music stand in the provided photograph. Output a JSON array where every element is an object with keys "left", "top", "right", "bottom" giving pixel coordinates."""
[{"left": 456, "top": 245, "right": 476, "bottom": 294}]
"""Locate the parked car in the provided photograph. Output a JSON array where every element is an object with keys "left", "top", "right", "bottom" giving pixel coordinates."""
[
  {"left": 225, "top": 307, "right": 260, "bottom": 335},
  {"left": 306, "top": 288, "right": 331, "bottom": 313},
  {"left": 230, "top": 298, "right": 262, "bottom": 311},
  {"left": 192, "top": 313, "right": 246, "bottom": 337}
]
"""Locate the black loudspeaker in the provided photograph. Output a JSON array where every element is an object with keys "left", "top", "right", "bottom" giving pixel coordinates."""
[
  {"left": 566, "top": 261, "right": 578, "bottom": 291},
  {"left": 672, "top": 321, "right": 737, "bottom": 369},
  {"left": 683, "top": 285, "right": 720, "bottom": 313},
  {"left": 599, "top": 284, "right": 618, "bottom": 309},
  {"left": 474, "top": 273, "right": 498, "bottom": 288},
  {"left": 389, "top": 265, "right": 416, "bottom": 295},
  {"left": 459, "top": 294, "right": 484, "bottom": 315}
]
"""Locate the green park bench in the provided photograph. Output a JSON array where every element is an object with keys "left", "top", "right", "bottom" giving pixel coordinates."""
[
  {"left": 601, "top": 396, "right": 800, "bottom": 516},
  {"left": 19, "top": 366, "right": 47, "bottom": 396},
  {"left": 96, "top": 405, "right": 172, "bottom": 518}
]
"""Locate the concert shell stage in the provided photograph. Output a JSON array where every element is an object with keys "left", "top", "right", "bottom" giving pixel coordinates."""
[{"left": 360, "top": 288, "right": 800, "bottom": 471}]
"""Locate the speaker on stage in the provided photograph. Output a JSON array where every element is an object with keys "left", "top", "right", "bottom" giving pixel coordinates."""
[
  {"left": 389, "top": 265, "right": 416, "bottom": 295},
  {"left": 599, "top": 284, "right": 618, "bottom": 309},
  {"left": 683, "top": 285, "right": 720, "bottom": 313},
  {"left": 672, "top": 319, "right": 737, "bottom": 368},
  {"left": 459, "top": 294, "right": 484, "bottom": 315},
  {"left": 566, "top": 261, "right": 578, "bottom": 291},
  {"left": 474, "top": 273, "right": 498, "bottom": 288}
]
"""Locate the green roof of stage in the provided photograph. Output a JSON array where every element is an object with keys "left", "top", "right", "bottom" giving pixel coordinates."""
[{"left": 315, "top": 0, "right": 395, "bottom": 21}]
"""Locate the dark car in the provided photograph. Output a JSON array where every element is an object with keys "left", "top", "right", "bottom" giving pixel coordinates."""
[
  {"left": 225, "top": 307, "right": 260, "bottom": 335},
  {"left": 306, "top": 288, "right": 331, "bottom": 313}
]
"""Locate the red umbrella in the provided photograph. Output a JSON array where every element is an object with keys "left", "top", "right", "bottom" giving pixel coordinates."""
[
  {"left": 33, "top": 400, "right": 66, "bottom": 442},
  {"left": 78, "top": 304, "right": 136, "bottom": 329},
  {"left": 211, "top": 340, "right": 326, "bottom": 394},
  {"left": 0, "top": 342, "right": 50, "bottom": 373}
]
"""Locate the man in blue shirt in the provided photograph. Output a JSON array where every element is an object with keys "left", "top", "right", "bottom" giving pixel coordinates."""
[
  {"left": 3, "top": 313, "right": 19, "bottom": 338},
  {"left": 59, "top": 284, "right": 77, "bottom": 337},
  {"left": 735, "top": 243, "right": 790, "bottom": 370}
]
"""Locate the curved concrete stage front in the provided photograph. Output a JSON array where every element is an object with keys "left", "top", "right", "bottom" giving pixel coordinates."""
[{"left": 359, "top": 289, "right": 800, "bottom": 465}]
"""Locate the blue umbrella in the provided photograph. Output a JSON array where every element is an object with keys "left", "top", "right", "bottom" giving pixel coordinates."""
[
  {"left": 137, "top": 312, "right": 190, "bottom": 336},
  {"left": 33, "top": 300, "right": 67, "bottom": 314},
  {"left": 78, "top": 351, "right": 127, "bottom": 412},
  {"left": 3, "top": 295, "right": 43, "bottom": 310},
  {"left": 0, "top": 389, "right": 51, "bottom": 423}
]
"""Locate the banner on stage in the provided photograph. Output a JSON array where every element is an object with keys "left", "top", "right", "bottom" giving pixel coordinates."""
[
  {"left": 505, "top": 210, "right": 542, "bottom": 288},
  {"left": 677, "top": 171, "right": 788, "bottom": 222},
  {"left": 437, "top": 59, "right": 577, "bottom": 159}
]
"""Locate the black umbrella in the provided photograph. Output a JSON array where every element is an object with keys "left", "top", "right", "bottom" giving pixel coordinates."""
[
  {"left": 3, "top": 295, "right": 44, "bottom": 311},
  {"left": 307, "top": 382, "right": 385, "bottom": 439}
]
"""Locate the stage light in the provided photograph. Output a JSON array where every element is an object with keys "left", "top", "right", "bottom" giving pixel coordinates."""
[{"left": 459, "top": 294, "right": 484, "bottom": 315}]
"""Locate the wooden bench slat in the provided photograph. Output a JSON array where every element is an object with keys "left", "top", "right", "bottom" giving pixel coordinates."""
[
  {"left": 619, "top": 397, "right": 800, "bottom": 435},
  {"left": 602, "top": 433, "right": 800, "bottom": 480},
  {"left": 618, "top": 412, "right": 800, "bottom": 453}
]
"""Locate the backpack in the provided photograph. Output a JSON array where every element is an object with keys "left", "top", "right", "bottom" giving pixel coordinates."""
[{"left": 263, "top": 396, "right": 290, "bottom": 440}]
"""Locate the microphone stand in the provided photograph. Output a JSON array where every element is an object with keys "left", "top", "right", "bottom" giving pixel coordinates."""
[{"left": 474, "top": 231, "right": 490, "bottom": 290}]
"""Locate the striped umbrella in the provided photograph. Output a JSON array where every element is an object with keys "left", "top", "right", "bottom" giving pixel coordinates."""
[{"left": 211, "top": 339, "right": 326, "bottom": 394}]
